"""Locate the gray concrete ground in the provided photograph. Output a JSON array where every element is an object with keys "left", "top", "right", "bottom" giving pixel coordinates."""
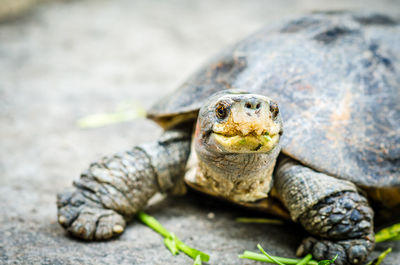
[{"left": 0, "top": 0, "right": 399, "bottom": 264}]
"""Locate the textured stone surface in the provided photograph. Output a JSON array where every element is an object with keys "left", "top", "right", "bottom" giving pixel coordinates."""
[{"left": 0, "top": 0, "right": 399, "bottom": 264}]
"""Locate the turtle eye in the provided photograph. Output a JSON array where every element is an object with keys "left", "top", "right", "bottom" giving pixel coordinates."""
[
  {"left": 269, "top": 101, "right": 279, "bottom": 119},
  {"left": 215, "top": 103, "right": 229, "bottom": 120}
]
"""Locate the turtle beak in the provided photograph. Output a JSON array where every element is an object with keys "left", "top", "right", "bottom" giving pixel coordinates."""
[{"left": 211, "top": 96, "right": 282, "bottom": 153}]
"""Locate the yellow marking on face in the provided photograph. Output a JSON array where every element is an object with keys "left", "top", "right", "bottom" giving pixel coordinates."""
[
  {"left": 211, "top": 99, "right": 281, "bottom": 152},
  {"left": 212, "top": 132, "right": 280, "bottom": 153}
]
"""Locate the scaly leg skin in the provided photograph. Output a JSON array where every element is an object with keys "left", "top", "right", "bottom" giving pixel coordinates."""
[
  {"left": 57, "top": 128, "right": 191, "bottom": 240},
  {"left": 275, "top": 157, "right": 375, "bottom": 265},
  {"left": 296, "top": 191, "right": 374, "bottom": 265}
]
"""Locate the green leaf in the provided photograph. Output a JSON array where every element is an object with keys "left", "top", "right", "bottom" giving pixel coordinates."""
[
  {"left": 317, "top": 254, "right": 338, "bottom": 265},
  {"left": 366, "top": 248, "right": 392, "bottom": 265},
  {"left": 193, "top": 255, "right": 202, "bottom": 265},
  {"left": 375, "top": 223, "right": 400, "bottom": 243}
]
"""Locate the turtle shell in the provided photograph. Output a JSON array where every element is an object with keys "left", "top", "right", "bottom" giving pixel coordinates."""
[{"left": 148, "top": 11, "right": 400, "bottom": 189}]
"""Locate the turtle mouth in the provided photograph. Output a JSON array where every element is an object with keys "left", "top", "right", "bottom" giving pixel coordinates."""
[{"left": 211, "top": 131, "right": 280, "bottom": 153}]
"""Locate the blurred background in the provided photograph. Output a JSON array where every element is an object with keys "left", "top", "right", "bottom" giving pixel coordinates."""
[{"left": 1, "top": 0, "right": 399, "bottom": 264}]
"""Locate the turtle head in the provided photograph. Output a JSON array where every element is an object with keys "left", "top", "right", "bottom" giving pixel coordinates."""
[
  {"left": 195, "top": 90, "right": 283, "bottom": 154},
  {"left": 192, "top": 90, "right": 283, "bottom": 201},
  {"left": 192, "top": 90, "right": 283, "bottom": 202}
]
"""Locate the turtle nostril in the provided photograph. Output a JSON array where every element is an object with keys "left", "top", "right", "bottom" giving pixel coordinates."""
[{"left": 244, "top": 99, "right": 262, "bottom": 110}]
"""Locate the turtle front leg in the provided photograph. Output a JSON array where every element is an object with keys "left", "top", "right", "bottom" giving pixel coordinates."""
[
  {"left": 57, "top": 128, "right": 191, "bottom": 240},
  {"left": 275, "top": 157, "right": 374, "bottom": 265}
]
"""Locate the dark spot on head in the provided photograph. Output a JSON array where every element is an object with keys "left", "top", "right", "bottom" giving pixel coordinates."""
[
  {"left": 313, "top": 26, "right": 357, "bottom": 44},
  {"left": 280, "top": 17, "right": 321, "bottom": 33},
  {"left": 254, "top": 144, "right": 263, "bottom": 151},
  {"left": 354, "top": 14, "right": 397, "bottom": 26}
]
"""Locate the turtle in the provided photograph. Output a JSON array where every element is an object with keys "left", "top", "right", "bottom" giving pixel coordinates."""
[{"left": 56, "top": 11, "right": 400, "bottom": 265}]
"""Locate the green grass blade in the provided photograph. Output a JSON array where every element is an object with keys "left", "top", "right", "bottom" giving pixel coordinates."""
[
  {"left": 257, "top": 244, "right": 285, "bottom": 265},
  {"left": 137, "top": 211, "right": 210, "bottom": 262},
  {"left": 366, "top": 248, "right": 392, "bottom": 265},
  {"left": 239, "top": 251, "right": 319, "bottom": 265},
  {"left": 296, "top": 254, "right": 313, "bottom": 265},
  {"left": 375, "top": 223, "right": 400, "bottom": 243},
  {"left": 137, "top": 211, "right": 172, "bottom": 238},
  {"left": 317, "top": 254, "right": 338, "bottom": 265},
  {"left": 77, "top": 101, "right": 146, "bottom": 128},
  {"left": 175, "top": 237, "right": 210, "bottom": 262},
  {"left": 164, "top": 236, "right": 179, "bottom": 255},
  {"left": 236, "top": 217, "right": 284, "bottom": 225},
  {"left": 193, "top": 255, "right": 202, "bottom": 265}
]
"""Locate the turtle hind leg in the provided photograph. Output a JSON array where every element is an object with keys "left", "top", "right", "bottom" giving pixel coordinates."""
[
  {"left": 56, "top": 129, "right": 191, "bottom": 240},
  {"left": 296, "top": 237, "right": 347, "bottom": 264},
  {"left": 297, "top": 236, "right": 373, "bottom": 265},
  {"left": 296, "top": 191, "right": 374, "bottom": 265},
  {"left": 275, "top": 157, "right": 374, "bottom": 265}
]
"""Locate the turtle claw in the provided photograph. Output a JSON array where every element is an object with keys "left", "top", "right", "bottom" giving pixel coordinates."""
[
  {"left": 297, "top": 236, "right": 373, "bottom": 265},
  {"left": 57, "top": 190, "right": 126, "bottom": 240},
  {"left": 94, "top": 213, "right": 125, "bottom": 240},
  {"left": 297, "top": 237, "right": 346, "bottom": 265}
]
